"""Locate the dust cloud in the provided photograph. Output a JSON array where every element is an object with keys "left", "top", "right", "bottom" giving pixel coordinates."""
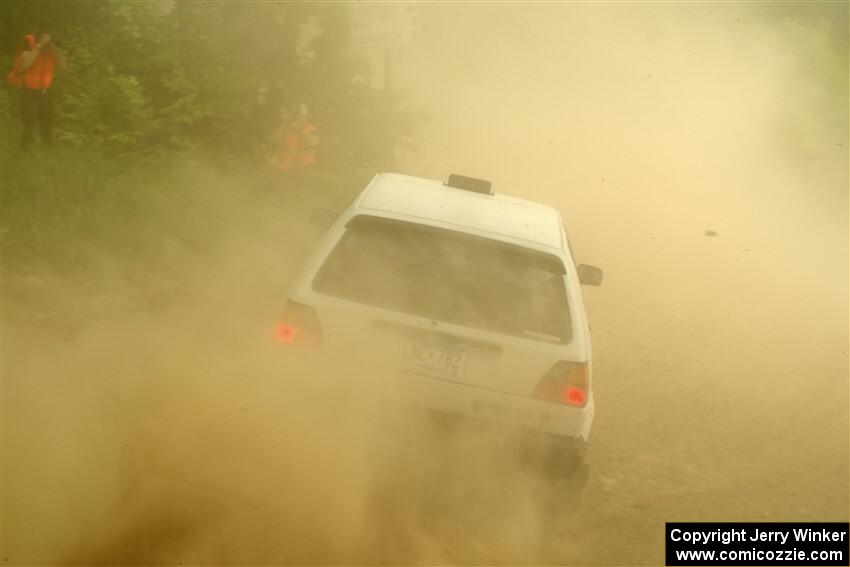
[
  {"left": 2, "top": 3, "right": 848, "bottom": 566},
  {"left": 3, "top": 294, "right": 558, "bottom": 564},
  {"left": 392, "top": 2, "right": 849, "bottom": 563}
]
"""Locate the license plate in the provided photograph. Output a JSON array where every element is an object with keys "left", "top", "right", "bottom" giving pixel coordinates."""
[{"left": 400, "top": 340, "right": 467, "bottom": 378}]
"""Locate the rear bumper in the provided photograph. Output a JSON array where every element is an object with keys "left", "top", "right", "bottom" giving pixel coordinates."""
[
  {"left": 394, "top": 368, "right": 592, "bottom": 439},
  {"left": 272, "top": 348, "right": 591, "bottom": 474},
  {"left": 424, "top": 408, "right": 587, "bottom": 473},
  {"left": 394, "top": 370, "right": 590, "bottom": 476}
]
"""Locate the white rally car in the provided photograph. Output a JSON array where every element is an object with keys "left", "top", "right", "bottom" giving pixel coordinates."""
[{"left": 276, "top": 173, "right": 602, "bottom": 515}]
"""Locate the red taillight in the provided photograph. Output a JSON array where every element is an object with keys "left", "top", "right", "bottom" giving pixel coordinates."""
[
  {"left": 563, "top": 386, "right": 586, "bottom": 406},
  {"left": 275, "top": 300, "right": 323, "bottom": 346},
  {"left": 275, "top": 323, "right": 296, "bottom": 344},
  {"left": 534, "top": 361, "right": 589, "bottom": 408}
]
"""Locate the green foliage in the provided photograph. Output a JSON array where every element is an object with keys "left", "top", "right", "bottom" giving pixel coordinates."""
[
  {"left": 1, "top": 1, "right": 418, "bottom": 171},
  {"left": 56, "top": 36, "right": 156, "bottom": 152},
  {"left": 0, "top": 2, "right": 421, "bottom": 277},
  {"left": 0, "top": 137, "right": 305, "bottom": 278}
]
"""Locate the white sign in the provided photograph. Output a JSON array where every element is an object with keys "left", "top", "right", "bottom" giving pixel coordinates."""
[{"left": 350, "top": 2, "right": 421, "bottom": 47}]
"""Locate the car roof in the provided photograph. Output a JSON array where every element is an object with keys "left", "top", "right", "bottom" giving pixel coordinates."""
[{"left": 353, "top": 173, "right": 565, "bottom": 253}]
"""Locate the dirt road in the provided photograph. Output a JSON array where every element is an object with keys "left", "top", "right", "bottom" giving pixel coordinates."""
[{"left": 2, "top": 170, "right": 846, "bottom": 564}]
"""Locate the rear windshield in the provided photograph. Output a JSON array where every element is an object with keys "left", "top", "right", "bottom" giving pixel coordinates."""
[{"left": 312, "top": 215, "right": 572, "bottom": 344}]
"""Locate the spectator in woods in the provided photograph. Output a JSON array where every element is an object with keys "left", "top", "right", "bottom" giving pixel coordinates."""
[
  {"left": 6, "top": 24, "right": 66, "bottom": 151},
  {"left": 270, "top": 104, "right": 319, "bottom": 172}
]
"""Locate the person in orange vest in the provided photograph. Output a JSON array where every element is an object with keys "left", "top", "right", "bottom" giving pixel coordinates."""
[
  {"left": 7, "top": 25, "right": 66, "bottom": 151},
  {"left": 270, "top": 104, "right": 319, "bottom": 172}
]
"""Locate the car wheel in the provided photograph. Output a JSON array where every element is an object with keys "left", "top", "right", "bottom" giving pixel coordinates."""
[{"left": 545, "top": 462, "right": 589, "bottom": 535}]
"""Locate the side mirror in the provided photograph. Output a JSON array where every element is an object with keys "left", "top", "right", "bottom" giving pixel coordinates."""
[
  {"left": 577, "top": 264, "right": 603, "bottom": 286},
  {"left": 309, "top": 208, "right": 337, "bottom": 229}
]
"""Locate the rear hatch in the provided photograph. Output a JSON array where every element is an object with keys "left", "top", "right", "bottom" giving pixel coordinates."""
[{"left": 298, "top": 215, "right": 585, "bottom": 398}]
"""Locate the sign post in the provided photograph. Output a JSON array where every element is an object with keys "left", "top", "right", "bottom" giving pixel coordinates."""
[{"left": 349, "top": 2, "right": 421, "bottom": 91}]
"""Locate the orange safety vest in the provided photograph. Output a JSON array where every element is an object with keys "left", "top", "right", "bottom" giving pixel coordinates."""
[
  {"left": 275, "top": 122, "right": 319, "bottom": 172},
  {"left": 6, "top": 34, "right": 57, "bottom": 90}
]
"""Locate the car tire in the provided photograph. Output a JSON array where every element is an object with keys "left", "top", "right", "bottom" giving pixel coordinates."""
[{"left": 545, "top": 462, "right": 590, "bottom": 535}]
